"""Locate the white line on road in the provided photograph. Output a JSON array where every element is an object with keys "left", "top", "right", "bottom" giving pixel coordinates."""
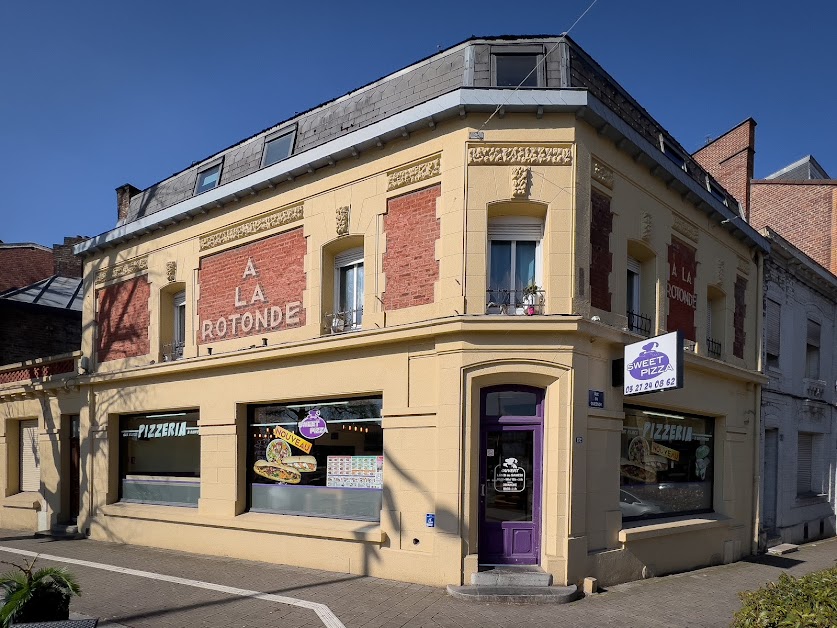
[{"left": 0, "top": 545, "right": 346, "bottom": 628}]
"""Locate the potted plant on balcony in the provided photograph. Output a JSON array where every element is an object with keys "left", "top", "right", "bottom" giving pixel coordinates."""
[
  {"left": 0, "top": 555, "right": 81, "bottom": 626},
  {"left": 522, "top": 283, "right": 541, "bottom": 316}
]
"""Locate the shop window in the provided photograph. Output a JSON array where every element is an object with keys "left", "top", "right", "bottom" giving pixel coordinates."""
[
  {"left": 486, "top": 217, "right": 544, "bottom": 315},
  {"left": 262, "top": 128, "right": 296, "bottom": 167},
  {"left": 119, "top": 411, "right": 200, "bottom": 507},
  {"left": 248, "top": 397, "right": 383, "bottom": 521},
  {"left": 620, "top": 407, "right": 714, "bottom": 521},
  {"left": 329, "top": 248, "right": 364, "bottom": 333},
  {"left": 765, "top": 298, "right": 781, "bottom": 370},
  {"left": 805, "top": 319, "right": 821, "bottom": 379},
  {"left": 20, "top": 420, "right": 40, "bottom": 493}
]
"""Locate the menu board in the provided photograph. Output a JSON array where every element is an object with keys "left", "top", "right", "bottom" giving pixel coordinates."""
[{"left": 326, "top": 455, "right": 383, "bottom": 489}]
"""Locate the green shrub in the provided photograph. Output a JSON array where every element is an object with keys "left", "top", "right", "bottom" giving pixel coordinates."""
[
  {"left": 0, "top": 556, "right": 81, "bottom": 627},
  {"left": 733, "top": 566, "right": 837, "bottom": 627}
]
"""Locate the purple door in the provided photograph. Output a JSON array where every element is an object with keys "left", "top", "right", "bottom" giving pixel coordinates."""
[{"left": 479, "top": 386, "right": 543, "bottom": 565}]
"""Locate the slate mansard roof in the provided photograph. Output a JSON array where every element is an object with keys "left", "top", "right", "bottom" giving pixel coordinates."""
[{"left": 76, "top": 35, "right": 768, "bottom": 256}]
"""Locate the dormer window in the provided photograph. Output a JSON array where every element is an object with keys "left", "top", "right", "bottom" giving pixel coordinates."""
[
  {"left": 661, "top": 139, "right": 687, "bottom": 171},
  {"left": 195, "top": 162, "right": 222, "bottom": 195},
  {"left": 491, "top": 46, "right": 544, "bottom": 88},
  {"left": 263, "top": 128, "right": 296, "bottom": 167}
]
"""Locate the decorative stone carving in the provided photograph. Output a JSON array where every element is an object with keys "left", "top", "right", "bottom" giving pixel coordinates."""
[
  {"left": 468, "top": 145, "right": 573, "bottom": 166},
  {"left": 199, "top": 204, "right": 303, "bottom": 251},
  {"left": 165, "top": 261, "right": 177, "bottom": 283},
  {"left": 714, "top": 259, "right": 725, "bottom": 286},
  {"left": 336, "top": 205, "right": 350, "bottom": 236},
  {"left": 591, "top": 158, "right": 614, "bottom": 189},
  {"left": 672, "top": 215, "right": 699, "bottom": 243},
  {"left": 641, "top": 212, "right": 652, "bottom": 242},
  {"left": 737, "top": 255, "right": 750, "bottom": 275},
  {"left": 386, "top": 154, "right": 441, "bottom": 191},
  {"left": 511, "top": 167, "right": 530, "bottom": 198},
  {"left": 95, "top": 255, "right": 149, "bottom": 285}
]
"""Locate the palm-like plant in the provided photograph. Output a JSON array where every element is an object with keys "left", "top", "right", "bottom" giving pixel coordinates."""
[{"left": 0, "top": 556, "right": 81, "bottom": 627}]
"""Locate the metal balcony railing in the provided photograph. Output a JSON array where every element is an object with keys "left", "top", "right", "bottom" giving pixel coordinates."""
[
  {"left": 486, "top": 288, "right": 545, "bottom": 316},
  {"left": 706, "top": 337, "right": 722, "bottom": 358},
  {"left": 162, "top": 341, "right": 185, "bottom": 362},
  {"left": 324, "top": 308, "right": 363, "bottom": 334},
  {"left": 626, "top": 310, "right": 652, "bottom": 336}
]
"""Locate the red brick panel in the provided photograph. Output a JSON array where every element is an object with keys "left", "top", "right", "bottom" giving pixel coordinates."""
[
  {"left": 0, "top": 359, "right": 75, "bottom": 384},
  {"left": 0, "top": 247, "right": 54, "bottom": 293},
  {"left": 750, "top": 182, "right": 837, "bottom": 274},
  {"left": 666, "top": 238, "right": 697, "bottom": 341},
  {"left": 383, "top": 185, "right": 441, "bottom": 311},
  {"left": 589, "top": 189, "right": 613, "bottom": 311},
  {"left": 692, "top": 119, "right": 755, "bottom": 211},
  {"left": 198, "top": 228, "right": 306, "bottom": 344},
  {"left": 96, "top": 276, "right": 151, "bottom": 362},
  {"left": 733, "top": 275, "right": 747, "bottom": 359}
]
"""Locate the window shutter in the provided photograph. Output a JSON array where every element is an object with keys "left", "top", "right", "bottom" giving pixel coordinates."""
[
  {"left": 334, "top": 247, "right": 364, "bottom": 268},
  {"left": 488, "top": 217, "right": 544, "bottom": 240},
  {"left": 766, "top": 299, "right": 781, "bottom": 356},
  {"left": 797, "top": 433, "right": 812, "bottom": 495},
  {"left": 20, "top": 420, "right": 40, "bottom": 492}
]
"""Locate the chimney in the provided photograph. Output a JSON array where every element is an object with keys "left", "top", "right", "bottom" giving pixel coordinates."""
[
  {"left": 53, "top": 236, "right": 88, "bottom": 278},
  {"left": 116, "top": 183, "right": 141, "bottom": 223}
]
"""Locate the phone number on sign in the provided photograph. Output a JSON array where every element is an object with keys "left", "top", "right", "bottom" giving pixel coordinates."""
[{"left": 625, "top": 378, "right": 677, "bottom": 394}]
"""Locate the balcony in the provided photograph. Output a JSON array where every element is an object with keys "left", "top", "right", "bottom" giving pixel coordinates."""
[
  {"left": 706, "top": 337, "right": 722, "bottom": 359},
  {"left": 324, "top": 308, "right": 363, "bottom": 334},
  {"left": 486, "top": 288, "right": 545, "bottom": 316},
  {"left": 626, "top": 310, "right": 652, "bottom": 336},
  {"left": 162, "top": 341, "right": 184, "bottom": 362}
]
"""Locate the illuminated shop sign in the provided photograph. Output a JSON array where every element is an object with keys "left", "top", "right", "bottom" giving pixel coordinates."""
[
  {"left": 121, "top": 422, "right": 200, "bottom": 439},
  {"left": 624, "top": 331, "right": 684, "bottom": 396}
]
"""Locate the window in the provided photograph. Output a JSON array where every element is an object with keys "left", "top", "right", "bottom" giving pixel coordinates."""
[
  {"left": 494, "top": 55, "right": 540, "bottom": 87},
  {"left": 331, "top": 248, "right": 364, "bottom": 332},
  {"left": 626, "top": 257, "right": 651, "bottom": 335},
  {"left": 706, "top": 288, "right": 725, "bottom": 358},
  {"left": 172, "top": 291, "right": 186, "bottom": 360},
  {"left": 262, "top": 129, "right": 295, "bottom": 167},
  {"left": 20, "top": 420, "right": 40, "bottom": 492},
  {"left": 621, "top": 407, "right": 714, "bottom": 521},
  {"left": 119, "top": 411, "right": 200, "bottom": 507},
  {"left": 765, "top": 299, "right": 781, "bottom": 369},
  {"left": 806, "top": 319, "right": 821, "bottom": 379},
  {"left": 486, "top": 217, "right": 543, "bottom": 315},
  {"left": 661, "top": 139, "right": 687, "bottom": 171},
  {"left": 248, "top": 397, "right": 383, "bottom": 521},
  {"left": 195, "top": 163, "right": 221, "bottom": 195},
  {"left": 796, "top": 432, "right": 821, "bottom": 497}
]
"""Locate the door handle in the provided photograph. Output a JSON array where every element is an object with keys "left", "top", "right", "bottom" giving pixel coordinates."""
[{"left": 480, "top": 483, "right": 486, "bottom": 497}]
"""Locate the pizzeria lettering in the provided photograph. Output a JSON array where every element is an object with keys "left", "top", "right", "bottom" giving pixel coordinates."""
[
  {"left": 642, "top": 422, "right": 693, "bottom": 442},
  {"left": 136, "top": 422, "right": 198, "bottom": 438}
]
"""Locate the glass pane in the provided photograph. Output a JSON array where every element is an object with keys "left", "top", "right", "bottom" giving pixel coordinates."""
[
  {"left": 620, "top": 408, "right": 713, "bottom": 520},
  {"left": 485, "top": 430, "right": 534, "bottom": 522},
  {"left": 514, "top": 241, "right": 537, "bottom": 292},
  {"left": 485, "top": 390, "right": 539, "bottom": 417},
  {"left": 627, "top": 270, "right": 639, "bottom": 312},
  {"left": 264, "top": 133, "right": 294, "bottom": 166},
  {"left": 196, "top": 165, "right": 220, "bottom": 194},
  {"left": 354, "top": 263, "right": 364, "bottom": 325},
  {"left": 339, "top": 266, "right": 355, "bottom": 313},
  {"left": 175, "top": 304, "right": 186, "bottom": 345},
  {"left": 490, "top": 241, "right": 512, "bottom": 299},
  {"left": 495, "top": 55, "right": 539, "bottom": 87}
]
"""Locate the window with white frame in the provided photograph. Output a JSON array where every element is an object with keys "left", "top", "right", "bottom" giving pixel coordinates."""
[
  {"left": 705, "top": 289, "right": 725, "bottom": 359},
  {"left": 333, "top": 248, "right": 364, "bottom": 332},
  {"left": 487, "top": 217, "right": 543, "bottom": 314},
  {"left": 172, "top": 291, "right": 186, "bottom": 360},
  {"left": 805, "top": 319, "right": 821, "bottom": 379}
]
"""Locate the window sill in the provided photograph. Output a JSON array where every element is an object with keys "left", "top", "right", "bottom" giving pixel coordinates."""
[
  {"left": 3, "top": 492, "right": 42, "bottom": 511},
  {"left": 100, "top": 502, "right": 384, "bottom": 543},
  {"left": 619, "top": 514, "right": 729, "bottom": 543},
  {"left": 794, "top": 493, "right": 828, "bottom": 507}
]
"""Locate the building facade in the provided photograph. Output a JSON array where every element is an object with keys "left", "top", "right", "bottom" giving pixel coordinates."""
[{"left": 1, "top": 36, "right": 767, "bottom": 587}]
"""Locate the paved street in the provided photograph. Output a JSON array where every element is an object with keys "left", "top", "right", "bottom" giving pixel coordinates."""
[{"left": 0, "top": 530, "right": 834, "bottom": 627}]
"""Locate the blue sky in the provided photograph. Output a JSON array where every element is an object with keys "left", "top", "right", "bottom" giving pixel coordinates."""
[{"left": 2, "top": 0, "right": 835, "bottom": 246}]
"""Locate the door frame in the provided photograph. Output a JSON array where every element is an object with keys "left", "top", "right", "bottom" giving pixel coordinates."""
[{"left": 478, "top": 385, "right": 544, "bottom": 565}]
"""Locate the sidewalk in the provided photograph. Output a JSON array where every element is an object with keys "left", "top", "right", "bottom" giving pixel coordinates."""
[{"left": 0, "top": 530, "right": 834, "bottom": 627}]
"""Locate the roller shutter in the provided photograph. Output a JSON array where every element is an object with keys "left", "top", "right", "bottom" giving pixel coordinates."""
[{"left": 20, "top": 420, "right": 40, "bottom": 492}]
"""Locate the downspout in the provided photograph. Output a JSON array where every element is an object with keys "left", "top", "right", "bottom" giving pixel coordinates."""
[{"left": 751, "top": 248, "right": 765, "bottom": 555}]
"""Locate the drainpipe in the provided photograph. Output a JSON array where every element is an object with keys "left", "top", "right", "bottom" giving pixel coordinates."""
[{"left": 751, "top": 249, "right": 765, "bottom": 555}]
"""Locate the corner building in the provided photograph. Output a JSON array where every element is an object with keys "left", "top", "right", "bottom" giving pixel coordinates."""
[{"left": 68, "top": 36, "right": 767, "bottom": 587}]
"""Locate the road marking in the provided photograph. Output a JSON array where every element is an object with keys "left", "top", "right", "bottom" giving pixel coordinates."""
[{"left": 0, "top": 545, "right": 345, "bottom": 628}]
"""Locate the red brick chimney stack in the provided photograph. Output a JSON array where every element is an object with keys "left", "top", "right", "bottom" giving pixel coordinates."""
[{"left": 116, "top": 183, "right": 141, "bottom": 223}]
